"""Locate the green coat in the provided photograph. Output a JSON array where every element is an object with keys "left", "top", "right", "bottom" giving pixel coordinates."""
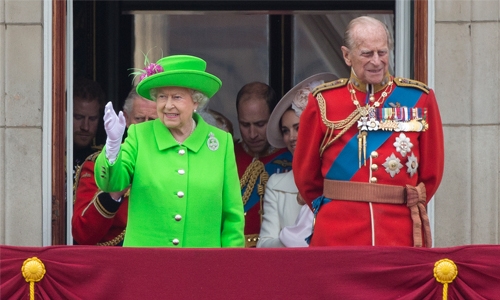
[{"left": 95, "top": 114, "right": 245, "bottom": 247}]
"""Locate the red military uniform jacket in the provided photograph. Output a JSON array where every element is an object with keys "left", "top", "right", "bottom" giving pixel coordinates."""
[
  {"left": 234, "top": 142, "right": 292, "bottom": 247},
  {"left": 72, "top": 151, "right": 128, "bottom": 246},
  {"left": 293, "top": 73, "right": 444, "bottom": 247}
]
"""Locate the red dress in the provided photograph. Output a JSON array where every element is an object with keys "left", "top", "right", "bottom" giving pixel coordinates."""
[
  {"left": 72, "top": 151, "right": 128, "bottom": 246},
  {"left": 293, "top": 74, "right": 444, "bottom": 247},
  {"left": 234, "top": 142, "right": 292, "bottom": 246}
]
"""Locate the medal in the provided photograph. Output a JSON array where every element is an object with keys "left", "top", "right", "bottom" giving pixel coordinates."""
[
  {"left": 393, "top": 133, "right": 413, "bottom": 157},
  {"left": 350, "top": 81, "right": 394, "bottom": 167},
  {"left": 382, "top": 153, "right": 403, "bottom": 178},
  {"left": 406, "top": 152, "right": 419, "bottom": 177},
  {"left": 376, "top": 107, "right": 428, "bottom": 132}
]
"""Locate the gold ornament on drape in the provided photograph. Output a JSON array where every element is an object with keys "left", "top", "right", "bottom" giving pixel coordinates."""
[
  {"left": 434, "top": 258, "right": 458, "bottom": 300},
  {"left": 22, "top": 257, "right": 46, "bottom": 300}
]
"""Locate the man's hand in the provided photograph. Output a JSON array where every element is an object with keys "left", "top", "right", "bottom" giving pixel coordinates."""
[
  {"left": 297, "top": 193, "right": 306, "bottom": 206},
  {"left": 109, "top": 187, "right": 130, "bottom": 203}
]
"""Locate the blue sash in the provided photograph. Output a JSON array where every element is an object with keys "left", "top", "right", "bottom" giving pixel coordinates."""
[
  {"left": 325, "top": 86, "right": 423, "bottom": 181},
  {"left": 305, "top": 86, "right": 422, "bottom": 244},
  {"left": 243, "top": 150, "right": 293, "bottom": 212},
  {"left": 307, "top": 86, "right": 424, "bottom": 244}
]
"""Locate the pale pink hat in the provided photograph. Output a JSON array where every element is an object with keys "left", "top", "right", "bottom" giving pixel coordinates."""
[{"left": 267, "top": 72, "right": 338, "bottom": 148}]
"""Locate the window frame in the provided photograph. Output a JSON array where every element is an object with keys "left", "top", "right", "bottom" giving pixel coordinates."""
[{"left": 48, "top": 0, "right": 428, "bottom": 245}]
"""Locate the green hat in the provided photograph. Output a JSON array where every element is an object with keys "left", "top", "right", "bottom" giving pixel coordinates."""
[{"left": 136, "top": 55, "right": 222, "bottom": 100}]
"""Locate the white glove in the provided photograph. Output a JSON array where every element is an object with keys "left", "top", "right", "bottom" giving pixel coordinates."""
[{"left": 103, "top": 101, "right": 126, "bottom": 163}]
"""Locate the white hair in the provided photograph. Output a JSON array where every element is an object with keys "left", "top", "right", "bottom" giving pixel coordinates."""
[{"left": 344, "top": 16, "right": 394, "bottom": 51}]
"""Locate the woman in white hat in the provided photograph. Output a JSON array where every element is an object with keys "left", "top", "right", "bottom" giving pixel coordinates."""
[
  {"left": 257, "top": 73, "right": 338, "bottom": 248},
  {"left": 95, "top": 54, "right": 244, "bottom": 247}
]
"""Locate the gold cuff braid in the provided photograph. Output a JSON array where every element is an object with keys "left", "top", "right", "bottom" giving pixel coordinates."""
[
  {"left": 96, "top": 230, "right": 126, "bottom": 246},
  {"left": 93, "top": 191, "right": 118, "bottom": 219}
]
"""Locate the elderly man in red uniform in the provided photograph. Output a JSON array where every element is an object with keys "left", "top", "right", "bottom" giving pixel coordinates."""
[
  {"left": 293, "top": 16, "right": 444, "bottom": 247},
  {"left": 72, "top": 88, "right": 157, "bottom": 245},
  {"left": 234, "top": 82, "right": 292, "bottom": 247}
]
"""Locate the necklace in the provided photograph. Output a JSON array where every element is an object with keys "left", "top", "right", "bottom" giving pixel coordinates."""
[
  {"left": 348, "top": 80, "right": 393, "bottom": 112},
  {"left": 173, "top": 118, "right": 196, "bottom": 145},
  {"left": 348, "top": 79, "right": 394, "bottom": 167}
]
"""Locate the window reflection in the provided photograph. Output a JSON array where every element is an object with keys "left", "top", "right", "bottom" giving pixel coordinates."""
[
  {"left": 133, "top": 13, "right": 269, "bottom": 140},
  {"left": 132, "top": 12, "right": 394, "bottom": 139},
  {"left": 293, "top": 13, "right": 394, "bottom": 85}
]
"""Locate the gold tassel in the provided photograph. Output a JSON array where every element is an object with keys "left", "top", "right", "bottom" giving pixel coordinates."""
[
  {"left": 22, "top": 257, "right": 46, "bottom": 300},
  {"left": 358, "top": 132, "right": 362, "bottom": 168},
  {"left": 362, "top": 131, "right": 367, "bottom": 166},
  {"left": 358, "top": 131, "right": 368, "bottom": 167},
  {"left": 434, "top": 258, "right": 458, "bottom": 300}
]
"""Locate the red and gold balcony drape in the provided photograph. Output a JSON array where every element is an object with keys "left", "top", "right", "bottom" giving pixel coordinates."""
[{"left": 1, "top": 245, "right": 499, "bottom": 299}]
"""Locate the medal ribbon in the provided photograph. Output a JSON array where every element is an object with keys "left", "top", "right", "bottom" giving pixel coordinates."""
[{"left": 326, "top": 86, "right": 423, "bottom": 180}]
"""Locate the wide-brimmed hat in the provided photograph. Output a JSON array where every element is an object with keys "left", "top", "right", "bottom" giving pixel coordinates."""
[
  {"left": 136, "top": 55, "right": 222, "bottom": 100},
  {"left": 267, "top": 72, "right": 338, "bottom": 149}
]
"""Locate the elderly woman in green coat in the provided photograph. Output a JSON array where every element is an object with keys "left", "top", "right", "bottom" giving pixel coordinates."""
[{"left": 95, "top": 55, "right": 245, "bottom": 247}]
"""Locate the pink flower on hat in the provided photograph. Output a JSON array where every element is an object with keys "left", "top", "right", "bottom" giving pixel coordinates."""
[
  {"left": 138, "top": 63, "right": 164, "bottom": 82},
  {"left": 129, "top": 48, "right": 165, "bottom": 84}
]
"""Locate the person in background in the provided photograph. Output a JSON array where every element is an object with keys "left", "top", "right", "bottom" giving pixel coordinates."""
[
  {"left": 257, "top": 73, "right": 338, "bottom": 248},
  {"left": 72, "top": 87, "right": 157, "bottom": 246},
  {"left": 122, "top": 89, "right": 158, "bottom": 125},
  {"left": 73, "top": 77, "right": 105, "bottom": 179},
  {"left": 234, "top": 81, "right": 293, "bottom": 247},
  {"left": 94, "top": 54, "right": 244, "bottom": 247},
  {"left": 293, "top": 16, "right": 444, "bottom": 247},
  {"left": 198, "top": 106, "right": 234, "bottom": 136}
]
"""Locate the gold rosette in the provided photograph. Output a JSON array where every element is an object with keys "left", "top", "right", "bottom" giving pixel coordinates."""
[
  {"left": 433, "top": 258, "right": 458, "bottom": 300},
  {"left": 22, "top": 257, "right": 46, "bottom": 300}
]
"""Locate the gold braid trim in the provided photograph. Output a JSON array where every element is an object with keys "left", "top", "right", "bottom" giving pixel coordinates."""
[
  {"left": 240, "top": 160, "right": 269, "bottom": 248},
  {"left": 73, "top": 164, "right": 83, "bottom": 204},
  {"left": 93, "top": 191, "right": 118, "bottom": 218},
  {"left": 258, "top": 169, "right": 269, "bottom": 224},
  {"left": 316, "top": 92, "right": 362, "bottom": 157},
  {"left": 96, "top": 229, "right": 126, "bottom": 246},
  {"left": 73, "top": 151, "right": 101, "bottom": 204},
  {"left": 240, "top": 160, "right": 268, "bottom": 206}
]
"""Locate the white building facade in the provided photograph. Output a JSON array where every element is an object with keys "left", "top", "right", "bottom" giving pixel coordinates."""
[{"left": 0, "top": 0, "right": 499, "bottom": 247}]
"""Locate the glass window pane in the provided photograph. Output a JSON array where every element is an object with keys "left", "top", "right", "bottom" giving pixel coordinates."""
[
  {"left": 293, "top": 13, "right": 395, "bottom": 84},
  {"left": 133, "top": 13, "right": 269, "bottom": 140}
]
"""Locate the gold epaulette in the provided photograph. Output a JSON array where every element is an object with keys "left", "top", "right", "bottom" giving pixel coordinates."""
[
  {"left": 394, "top": 77, "right": 430, "bottom": 94},
  {"left": 91, "top": 144, "right": 104, "bottom": 151},
  {"left": 312, "top": 78, "right": 348, "bottom": 96},
  {"left": 86, "top": 151, "right": 102, "bottom": 163}
]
